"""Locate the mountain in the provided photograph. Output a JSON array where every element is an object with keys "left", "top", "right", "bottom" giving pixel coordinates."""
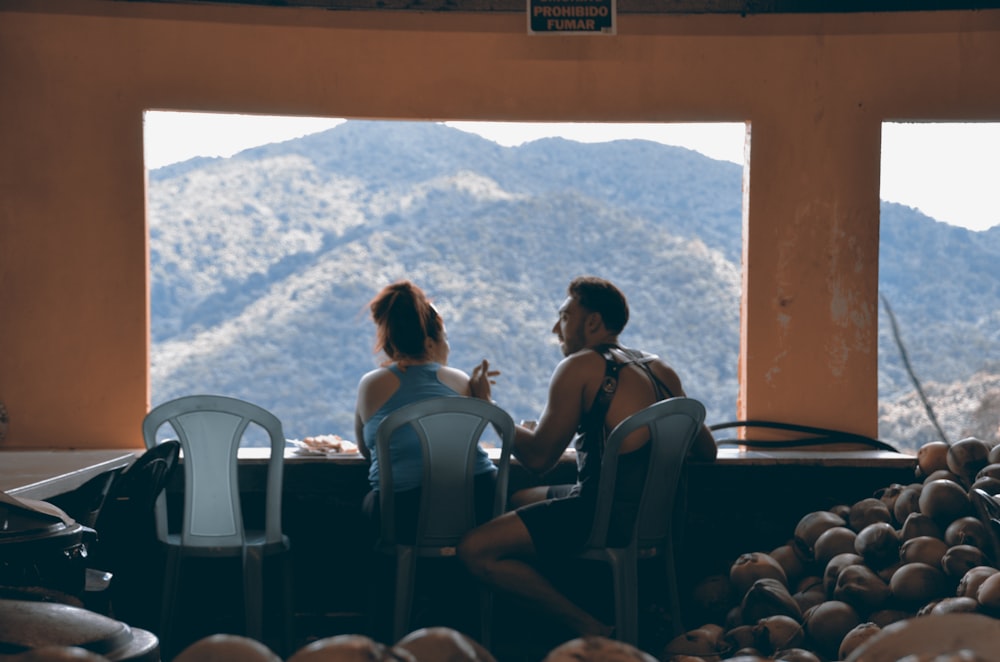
[{"left": 148, "top": 120, "right": 1000, "bottom": 452}]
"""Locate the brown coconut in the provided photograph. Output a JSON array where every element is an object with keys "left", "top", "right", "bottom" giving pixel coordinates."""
[
  {"left": 893, "top": 486, "right": 924, "bottom": 525},
  {"left": 751, "top": 614, "right": 804, "bottom": 655},
  {"left": 551, "top": 638, "right": 659, "bottom": 662},
  {"left": 957, "top": 566, "right": 999, "bottom": 598},
  {"left": 175, "top": 635, "right": 282, "bottom": 662},
  {"left": 287, "top": 635, "right": 415, "bottom": 662},
  {"left": 875, "top": 484, "right": 907, "bottom": 523},
  {"left": 947, "top": 437, "right": 992, "bottom": 486},
  {"left": 918, "top": 479, "right": 973, "bottom": 526},
  {"left": 838, "top": 622, "right": 882, "bottom": 661},
  {"left": 771, "top": 648, "right": 820, "bottom": 662},
  {"left": 945, "top": 516, "right": 989, "bottom": 549},
  {"left": 662, "top": 629, "right": 727, "bottom": 661},
  {"left": 898, "top": 535, "right": 949, "bottom": 567},
  {"left": 942, "top": 544, "right": 987, "bottom": 579},
  {"left": 741, "top": 578, "right": 802, "bottom": 625},
  {"left": 824, "top": 552, "right": 865, "bottom": 596},
  {"left": 730, "top": 552, "right": 788, "bottom": 596},
  {"left": 813, "top": 527, "right": 858, "bottom": 568},
  {"left": 395, "top": 627, "right": 495, "bottom": 662},
  {"left": 794, "top": 511, "right": 847, "bottom": 561},
  {"left": 917, "top": 441, "right": 951, "bottom": 478},
  {"left": 769, "top": 544, "right": 807, "bottom": 587},
  {"left": 975, "top": 571, "right": 1000, "bottom": 612},
  {"left": 833, "top": 564, "right": 892, "bottom": 615},
  {"left": 888, "top": 562, "right": 951, "bottom": 608},
  {"left": 899, "top": 512, "right": 943, "bottom": 542},
  {"left": 990, "top": 443, "right": 1000, "bottom": 465},
  {"left": 803, "top": 600, "right": 861, "bottom": 662},
  {"left": 849, "top": 498, "right": 893, "bottom": 532},
  {"left": 929, "top": 596, "right": 980, "bottom": 615},
  {"left": 855, "top": 522, "right": 900, "bottom": 570}
]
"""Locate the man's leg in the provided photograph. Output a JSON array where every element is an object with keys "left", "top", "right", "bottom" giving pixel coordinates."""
[{"left": 457, "top": 511, "right": 612, "bottom": 637}]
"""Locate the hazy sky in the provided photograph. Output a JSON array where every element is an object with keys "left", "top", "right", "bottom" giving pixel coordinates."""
[{"left": 144, "top": 111, "right": 999, "bottom": 232}]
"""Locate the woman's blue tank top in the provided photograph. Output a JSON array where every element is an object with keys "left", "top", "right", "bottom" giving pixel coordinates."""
[{"left": 362, "top": 363, "right": 496, "bottom": 491}]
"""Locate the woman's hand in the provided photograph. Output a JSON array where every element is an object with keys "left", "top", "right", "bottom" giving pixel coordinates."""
[{"left": 470, "top": 359, "right": 500, "bottom": 401}]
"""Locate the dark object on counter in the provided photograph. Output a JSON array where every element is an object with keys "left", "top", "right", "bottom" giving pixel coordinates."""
[
  {"left": 0, "top": 492, "right": 95, "bottom": 601},
  {"left": 0, "top": 598, "right": 159, "bottom": 660}
]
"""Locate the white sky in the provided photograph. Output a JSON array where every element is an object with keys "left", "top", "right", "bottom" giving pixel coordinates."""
[{"left": 144, "top": 111, "right": 1000, "bottom": 232}]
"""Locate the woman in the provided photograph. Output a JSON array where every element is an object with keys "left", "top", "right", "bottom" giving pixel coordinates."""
[{"left": 354, "top": 280, "right": 497, "bottom": 542}]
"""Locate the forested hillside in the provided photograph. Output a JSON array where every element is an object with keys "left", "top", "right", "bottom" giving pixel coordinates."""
[{"left": 148, "top": 121, "right": 1000, "bottom": 451}]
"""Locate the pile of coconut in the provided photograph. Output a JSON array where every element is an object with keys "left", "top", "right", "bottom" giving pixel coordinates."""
[{"left": 666, "top": 438, "right": 1000, "bottom": 662}]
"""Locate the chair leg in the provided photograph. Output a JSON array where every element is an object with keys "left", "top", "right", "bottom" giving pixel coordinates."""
[
  {"left": 606, "top": 552, "right": 637, "bottom": 646},
  {"left": 664, "top": 542, "right": 684, "bottom": 638},
  {"left": 159, "top": 547, "right": 182, "bottom": 657},
  {"left": 244, "top": 546, "right": 264, "bottom": 643},
  {"left": 393, "top": 547, "right": 416, "bottom": 642},
  {"left": 478, "top": 588, "right": 493, "bottom": 650},
  {"left": 280, "top": 550, "right": 296, "bottom": 657}
]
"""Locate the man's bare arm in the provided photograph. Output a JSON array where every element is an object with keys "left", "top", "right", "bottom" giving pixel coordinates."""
[{"left": 513, "top": 355, "right": 587, "bottom": 473}]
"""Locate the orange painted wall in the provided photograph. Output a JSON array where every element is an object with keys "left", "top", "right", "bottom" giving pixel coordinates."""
[{"left": 2, "top": 1, "right": 1000, "bottom": 448}]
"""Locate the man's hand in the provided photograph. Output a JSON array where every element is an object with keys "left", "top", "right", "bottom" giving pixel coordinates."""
[{"left": 470, "top": 359, "right": 500, "bottom": 401}]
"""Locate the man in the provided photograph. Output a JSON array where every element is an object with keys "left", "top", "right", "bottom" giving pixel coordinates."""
[{"left": 459, "top": 276, "right": 717, "bottom": 638}]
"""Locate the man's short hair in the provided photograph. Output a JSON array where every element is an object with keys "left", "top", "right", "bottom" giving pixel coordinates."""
[{"left": 567, "top": 276, "right": 629, "bottom": 334}]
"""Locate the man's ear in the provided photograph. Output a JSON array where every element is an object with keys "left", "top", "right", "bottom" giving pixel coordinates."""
[{"left": 585, "top": 311, "right": 604, "bottom": 333}]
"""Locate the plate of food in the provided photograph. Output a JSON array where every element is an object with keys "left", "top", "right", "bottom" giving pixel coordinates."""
[{"left": 287, "top": 434, "right": 359, "bottom": 456}]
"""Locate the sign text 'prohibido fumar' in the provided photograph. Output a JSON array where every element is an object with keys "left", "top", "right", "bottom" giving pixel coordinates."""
[{"left": 527, "top": 0, "right": 616, "bottom": 35}]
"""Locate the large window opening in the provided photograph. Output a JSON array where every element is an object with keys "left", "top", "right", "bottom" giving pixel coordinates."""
[
  {"left": 144, "top": 112, "right": 746, "bottom": 441},
  {"left": 877, "top": 122, "right": 1000, "bottom": 452}
]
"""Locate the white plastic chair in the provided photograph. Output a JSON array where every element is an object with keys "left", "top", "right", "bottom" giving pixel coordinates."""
[
  {"left": 577, "top": 396, "right": 706, "bottom": 646},
  {"left": 374, "top": 396, "right": 515, "bottom": 646},
  {"left": 142, "top": 394, "right": 294, "bottom": 656}
]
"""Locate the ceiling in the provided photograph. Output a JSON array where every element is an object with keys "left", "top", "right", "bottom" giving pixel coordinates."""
[{"left": 136, "top": 0, "right": 1000, "bottom": 14}]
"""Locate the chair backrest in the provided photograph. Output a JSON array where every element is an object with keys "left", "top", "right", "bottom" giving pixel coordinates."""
[
  {"left": 142, "top": 395, "right": 286, "bottom": 549},
  {"left": 375, "top": 396, "right": 515, "bottom": 549},
  {"left": 583, "top": 397, "right": 706, "bottom": 551}
]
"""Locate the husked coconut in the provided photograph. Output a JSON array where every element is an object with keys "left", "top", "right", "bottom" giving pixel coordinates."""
[
  {"left": 867, "top": 609, "right": 913, "bottom": 628},
  {"left": 395, "top": 627, "right": 495, "bottom": 662},
  {"left": 976, "top": 571, "right": 1000, "bottom": 612},
  {"left": 947, "top": 437, "right": 992, "bottom": 487},
  {"left": 899, "top": 536, "right": 949, "bottom": 567},
  {"left": 990, "top": 444, "right": 1000, "bottom": 465},
  {"left": 888, "top": 562, "right": 951, "bottom": 608},
  {"left": 875, "top": 484, "right": 907, "bottom": 523},
  {"left": 845, "top": 613, "right": 1000, "bottom": 662},
  {"left": 661, "top": 628, "right": 727, "bottom": 661},
  {"left": 174, "top": 634, "right": 282, "bottom": 662},
  {"left": 769, "top": 544, "right": 806, "bottom": 586},
  {"left": 944, "top": 517, "right": 989, "bottom": 549},
  {"left": 549, "top": 637, "right": 658, "bottom": 662},
  {"left": 894, "top": 485, "right": 924, "bottom": 525},
  {"left": 833, "top": 564, "right": 891, "bottom": 615},
  {"left": 741, "top": 578, "right": 802, "bottom": 625},
  {"left": 899, "top": 512, "right": 942, "bottom": 542},
  {"left": 957, "top": 566, "right": 998, "bottom": 598},
  {"left": 918, "top": 479, "right": 972, "bottom": 526},
  {"left": 917, "top": 441, "right": 951, "bottom": 478},
  {"left": 794, "top": 511, "right": 847, "bottom": 561},
  {"left": 849, "top": 498, "right": 893, "bottom": 532},
  {"left": 824, "top": 552, "right": 865, "bottom": 596},
  {"left": 813, "top": 527, "right": 858, "bottom": 567},
  {"left": 930, "top": 596, "right": 980, "bottom": 615},
  {"left": 855, "top": 522, "right": 900, "bottom": 570},
  {"left": 287, "top": 635, "right": 416, "bottom": 662},
  {"left": 942, "top": 544, "right": 987, "bottom": 579},
  {"left": 771, "top": 648, "right": 820, "bottom": 662},
  {"left": 803, "top": 600, "right": 861, "bottom": 662},
  {"left": 730, "top": 552, "right": 788, "bottom": 596},
  {"left": 751, "top": 614, "right": 804, "bottom": 655},
  {"left": 838, "top": 622, "right": 882, "bottom": 660}
]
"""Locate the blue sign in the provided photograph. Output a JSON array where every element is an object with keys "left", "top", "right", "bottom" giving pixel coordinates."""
[{"left": 528, "top": 0, "right": 616, "bottom": 35}]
